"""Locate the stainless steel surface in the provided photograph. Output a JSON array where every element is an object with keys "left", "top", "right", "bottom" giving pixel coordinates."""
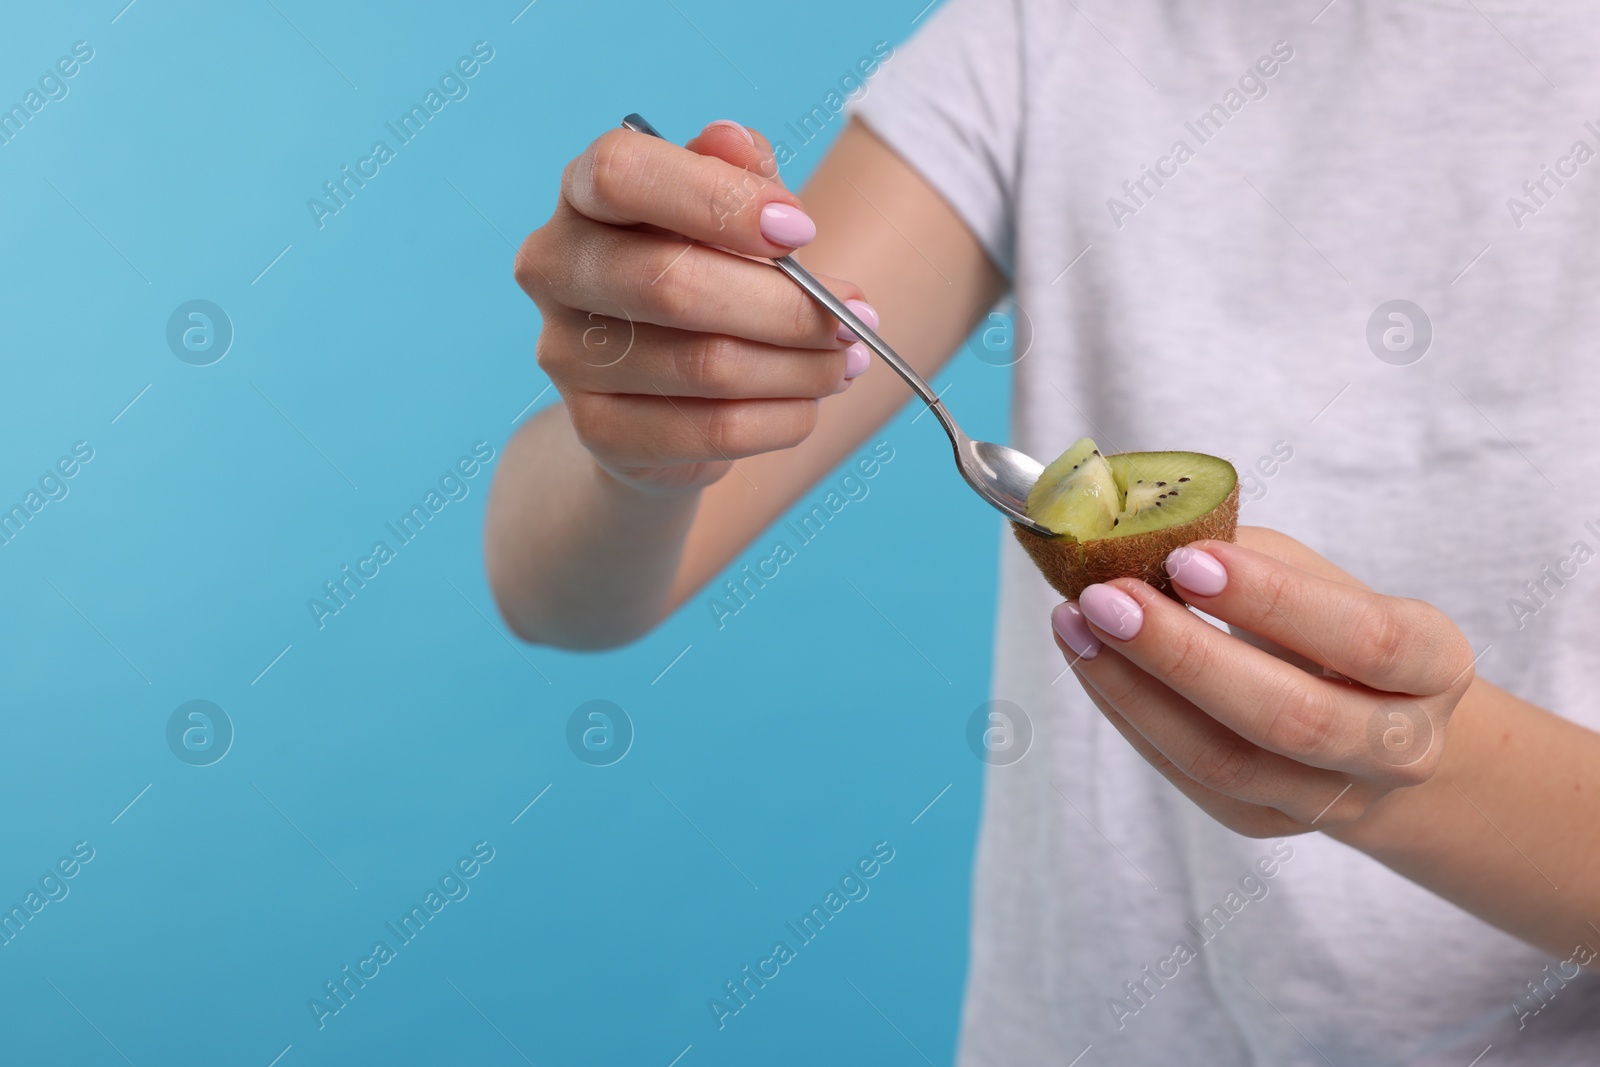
[{"left": 620, "top": 113, "right": 1054, "bottom": 537}]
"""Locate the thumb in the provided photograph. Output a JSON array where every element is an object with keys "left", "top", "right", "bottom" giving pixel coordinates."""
[
  {"left": 681, "top": 118, "right": 806, "bottom": 261},
  {"left": 685, "top": 118, "right": 784, "bottom": 185}
]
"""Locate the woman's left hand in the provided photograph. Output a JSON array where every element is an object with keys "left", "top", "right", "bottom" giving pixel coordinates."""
[{"left": 1052, "top": 526, "right": 1478, "bottom": 838}]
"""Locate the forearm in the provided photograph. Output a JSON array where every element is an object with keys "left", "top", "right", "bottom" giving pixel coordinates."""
[
  {"left": 1335, "top": 678, "right": 1600, "bottom": 961},
  {"left": 484, "top": 403, "right": 701, "bottom": 649}
]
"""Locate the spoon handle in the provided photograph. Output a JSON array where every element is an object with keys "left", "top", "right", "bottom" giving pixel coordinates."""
[{"left": 620, "top": 113, "right": 965, "bottom": 446}]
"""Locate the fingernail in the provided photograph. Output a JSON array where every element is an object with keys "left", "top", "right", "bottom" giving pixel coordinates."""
[
  {"left": 1165, "top": 546, "right": 1228, "bottom": 597},
  {"left": 759, "top": 203, "right": 816, "bottom": 247},
  {"left": 704, "top": 119, "right": 755, "bottom": 145},
  {"left": 836, "top": 299, "right": 880, "bottom": 342},
  {"left": 1079, "top": 584, "right": 1144, "bottom": 641},
  {"left": 1052, "top": 602, "right": 1102, "bottom": 661},
  {"left": 843, "top": 342, "right": 871, "bottom": 379}
]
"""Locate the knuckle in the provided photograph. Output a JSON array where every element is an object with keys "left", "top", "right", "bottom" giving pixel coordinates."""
[
  {"left": 563, "top": 392, "right": 606, "bottom": 448},
  {"left": 1449, "top": 632, "right": 1477, "bottom": 691},
  {"left": 701, "top": 401, "right": 744, "bottom": 454},
  {"left": 684, "top": 333, "right": 744, "bottom": 395},
  {"left": 1188, "top": 742, "right": 1258, "bottom": 795},
  {"left": 1388, "top": 738, "right": 1442, "bottom": 785},
  {"left": 533, "top": 327, "right": 563, "bottom": 376},
  {"left": 513, "top": 231, "right": 548, "bottom": 295},
  {"left": 1093, "top": 670, "right": 1144, "bottom": 715},
  {"left": 705, "top": 169, "right": 758, "bottom": 232},
  {"left": 1263, "top": 684, "right": 1339, "bottom": 756},
  {"left": 705, "top": 400, "right": 814, "bottom": 456},
  {"left": 1354, "top": 602, "right": 1409, "bottom": 683},
  {"left": 637, "top": 242, "right": 701, "bottom": 321},
  {"left": 786, "top": 288, "right": 822, "bottom": 344},
  {"left": 581, "top": 312, "right": 633, "bottom": 367},
  {"left": 1247, "top": 562, "right": 1300, "bottom": 625},
  {"left": 584, "top": 128, "right": 640, "bottom": 210},
  {"left": 1161, "top": 627, "right": 1213, "bottom": 690}
]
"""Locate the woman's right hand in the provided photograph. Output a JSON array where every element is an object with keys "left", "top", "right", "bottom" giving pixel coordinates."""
[{"left": 513, "top": 119, "right": 878, "bottom": 495}]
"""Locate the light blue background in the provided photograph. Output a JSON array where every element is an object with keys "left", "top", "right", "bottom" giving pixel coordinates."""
[{"left": 0, "top": 1, "right": 1023, "bottom": 1063}]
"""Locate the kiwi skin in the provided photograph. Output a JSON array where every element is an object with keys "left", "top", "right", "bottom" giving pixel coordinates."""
[{"left": 1012, "top": 482, "right": 1240, "bottom": 601}]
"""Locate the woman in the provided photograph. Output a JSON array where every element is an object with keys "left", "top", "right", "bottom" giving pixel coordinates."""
[{"left": 485, "top": 0, "right": 1600, "bottom": 1061}]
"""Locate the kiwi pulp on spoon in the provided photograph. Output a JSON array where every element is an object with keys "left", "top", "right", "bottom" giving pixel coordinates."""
[{"left": 1013, "top": 438, "right": 1239, "bottom": 600}]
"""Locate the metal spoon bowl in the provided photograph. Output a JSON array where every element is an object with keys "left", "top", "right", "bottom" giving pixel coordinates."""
[{"left": 621, "top": 114, "right": 1055, "bottom": 538}]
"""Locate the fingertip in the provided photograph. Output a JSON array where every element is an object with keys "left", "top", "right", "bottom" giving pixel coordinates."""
[
  {"left": 689, "top": 119, "right": 780, "bottom": 181},
  {"left": 741, "top": 127, "right": 780, "bottom": 178},
  {"left": 1079, "top": 584, "right": 1145, "bottom": 641},
  {"left": 1186, "top": 537, "right": 1238, "bottom": 561},
  {"left": 1051, "top": 601, "right": 1102, "bottom": 660},
  {"left": 843, "top": 342, "right": 871, "bottom": 379},
  {"left": 836, "top": 298, "right": 880, "bottom": 342},
  {"left": 758, "top": 202, "right": 816, "bottom": 248},
  {"left": 702, "top": 118, "right": 755, "bottom": 145},
  {"left": 1165, "top": 545, "right": 1229, "bottom": 597}
]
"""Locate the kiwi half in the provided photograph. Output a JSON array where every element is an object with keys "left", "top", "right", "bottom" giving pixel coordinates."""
[{"left": 1013, "top": 438, "right": 1239, "bottom": 600}]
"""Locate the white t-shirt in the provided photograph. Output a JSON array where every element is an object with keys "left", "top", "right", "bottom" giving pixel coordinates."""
[{"left": 850, "top": 1, "right": 1600, "bottom": 1062}]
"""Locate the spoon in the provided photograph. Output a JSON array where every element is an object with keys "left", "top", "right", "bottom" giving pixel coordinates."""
[{"left": 621, "top": 113, "right": 1054, "bottom": 538}]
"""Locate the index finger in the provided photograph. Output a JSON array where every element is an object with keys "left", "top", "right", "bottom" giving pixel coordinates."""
[
  {"left": 1233, "top": 525, "right": 1370, "bottom": 591},
  {"left": 564, "top": 126, "right": 813, "bottom": 258},
  {"left": 1078, "top": 578, "right": 1386, "bottom": 773},
  {"left": 1169, "top": 540, "right": 1475, "bottom": 697}
]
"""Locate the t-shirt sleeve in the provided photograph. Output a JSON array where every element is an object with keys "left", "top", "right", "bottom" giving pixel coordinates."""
[{"left": 845, "top": 0, "right": 1023, "bottom": 281}]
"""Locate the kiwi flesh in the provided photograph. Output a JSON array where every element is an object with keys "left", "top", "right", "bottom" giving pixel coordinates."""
[{"left": 1013, "top": 438, "right": 1239, "bottom": 600}]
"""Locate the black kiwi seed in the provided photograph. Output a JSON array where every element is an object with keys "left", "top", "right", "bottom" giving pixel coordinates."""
[
  {"left": 1178, "top": 477, "right": 1190, "bottom": 482},
  {"left": 1156, "top": 481, "right": 1167, "bottom": 487}
]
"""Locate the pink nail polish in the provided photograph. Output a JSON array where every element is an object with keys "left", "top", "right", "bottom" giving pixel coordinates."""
[
  {"left": 836, "top": 299, "right": 880, "bottom": 342},
  {"left": 704, "top": 119, "right": 755, "bottom": 145},
  {"left": 1052, "top": 601, "right": 1101, "bottom": 660},
  {"left": 1079, "top": 584, "right": 1144, "bottom": 641},
  {"left": 843, "top": 342, "right": 871, "bottom": 379},
  {"left": 1165, "top": 546, "right": 1228, "bottom": 597},
  {"left": 759, "top": 203, "right": 816, "bottom": 247}
]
